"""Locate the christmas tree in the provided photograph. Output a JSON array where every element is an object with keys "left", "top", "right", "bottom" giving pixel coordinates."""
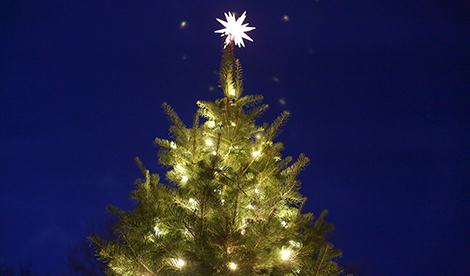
[{"left": 91, "top": 11, "right": 349, "bottom": 276}]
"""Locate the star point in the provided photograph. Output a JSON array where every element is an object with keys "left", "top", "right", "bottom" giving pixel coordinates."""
[{"left": 215, "top": 11, "right": 255, "bottom": 48}]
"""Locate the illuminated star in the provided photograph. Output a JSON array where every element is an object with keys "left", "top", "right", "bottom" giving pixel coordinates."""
[{"left": 215, "top": 11, "right": 255, "bottom": 48}]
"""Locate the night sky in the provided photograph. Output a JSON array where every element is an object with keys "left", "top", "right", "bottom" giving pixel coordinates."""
[{"left": 1, "top": 1, "right": 469, "bottom": 275}]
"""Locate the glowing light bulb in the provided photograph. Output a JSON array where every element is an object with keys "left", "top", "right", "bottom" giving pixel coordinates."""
[
  {"left": 229, "top": 262, "right": 237, "bottom": 270},
  {"left": 154, "top": 225, "right": 163, "bottom": 236},
  {"left": 170, "top": 141, "right": 177, "bottom": 149},
  {"left": 221, "top": 199, "right": 225, "bottom": 205},
  {"left": 253, "top": 151, "right": 260, "bottom": 157},
  {"left": 230, "top": 89, "right": 236, "bottom": 96},
  {"left": 231, "top": 122, "right": 236, "bottom": 126},
  {"left": 281, "top": 249, "right": 290, "bottom": 260},
  {"left": 181, "top": 175, "right": 188, "bottom": 182},
  {"left": 254, "top": 188, "right": 259, "bottom": 193},
  {"left": 189, "top": 198, "right": 196, "bottom": 204},
  {"left": 289, "top": 240, "right": 301, "bottom": 248},
  {"left": 241, "top": 229, "right": 246, "bottom": 235},
  {"left": 174, "top": 258, "right": 185, "bottom": 267},
  {"left": 248, "top": 204, "right": 254, "bottom": 209},
  {"left": 206, "top": 140, "right": 213, "bottom": 146},
  {"left": 212, "top": 151, "right": 217, "bottom": 155},
  {"left": 281, "top": 221, "right": 287, "bottom": 227},
  {"left": 207, "top": 121, "right": 216, "bottom": 128}
]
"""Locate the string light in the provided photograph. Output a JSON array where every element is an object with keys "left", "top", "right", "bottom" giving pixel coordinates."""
[
  {"left": 189, "top": 198, "right": 196, "bottom": 204},
  {"left": 281, "top": 220, "right": 287, "bottom": 227},
  {"left": 174, "top": 258, "right": 185, "bottom": 267},
  {"left": 212, "top": 151, "right": 217, "bottom": 155},
  {"left": 181, "top": 175, "right": 188, "bottom": 182},
  {"left": 228, "top": 262, "right": 237, "bottom": 270},
  {"left": 206, "top": 140, "right": 213, "bottom": 146},
  {"left": 207, "top": 121, "right": 216, "bottom": 128},
  {"left": 154, "top": 225, "right": 163, "bottom": 236},
  {"left": 230, "top": 89, "right": 236, "bottom": 96},
  {"left": 170, "top": 141, "right": 177, "bottom": 149},
  {"left": 231, "top": 122, "right": 236, "bottom": 126},
  {"left": 253, "top": 150, "right": 260, "bottom": 157},
  {"left": 289, "top": 240, "right": 301, "bottom": 248},
  {"left": 280, "top": 249, "right": 291, "bottom": 260}
]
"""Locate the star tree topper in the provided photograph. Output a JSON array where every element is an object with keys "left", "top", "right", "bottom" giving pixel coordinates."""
[{"left": 215, "top": 11, "right": 255, "bottom": 48}]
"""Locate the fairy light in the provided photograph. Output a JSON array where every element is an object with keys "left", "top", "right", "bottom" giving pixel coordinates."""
[
  {"left": 189, "top": 198, "right": 196, "bottom": 204},
  {"left": 289, "top": 240, "right": 301, "bottom": 248},
  {"left": 170, "top": 141, "right": 177, "bottom": 149},
  {"left": 281, "top": 220, "right": 287, "bottom": 227},
  {"left": 154, "top": 225, "right": 163, "bottom": 236},
  {"left": 241, "top": 229, "right": 246, "bottom": 235},
  {"left": 280, "top": 249, "right": 291, "bottom": 260},
  {"left": 181, "top": 175, "right": 188, "bottom": 182},
  {"left": 212, "top": 151, "right": 217, "bottom": 155},
  {"left": 205, "top": 140, "right": 213, "bottom": 146},
  {"left": 248, "top": 204, "right": 254, "bottom": 209},
  {"left": 254, "top": 188, "right": 259, "bottom": 194},
  {"left": 174, "top": 258, "right": 185, "bottom": 267},
  {"left": 228, "top": 262, "right": 237, "bottom": 270},
  {"left": 253, "top": 150, "right": 260, "bottom": 157},
  {"left": 230, "top": 88, "right": 236, "bottom": 96},
  {"left": 231, "top": 122, "right": 236, "bottom": 126},
  {"left": 207, "top": 121, "right": 216, "bottom": 128}
]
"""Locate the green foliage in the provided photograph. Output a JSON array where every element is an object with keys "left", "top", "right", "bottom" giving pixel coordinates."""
[{"left": 90, "top": 46, "right": 349, "bottom": 276}]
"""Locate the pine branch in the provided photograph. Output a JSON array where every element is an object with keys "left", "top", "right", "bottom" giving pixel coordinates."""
[
  {"left": 117, "top": 229, "right": 154, "bottom": 274},
  {"left": 265, "top": 110, "right": 290, "bottom": 141},
  {"left": 191, "top": 113, "right": 200, "bottom": 164},
  {"left": 315, "top": 242, "right": 330, "bottom": 276},
  {"left": 162, "top": 102, "right": 188, "bottom": 142},
  {"left": 219, "top": 46, "right": 236, "bottom": 98},
  {"left": 197, "top": 100, "right": 221, "bottom": 122},
  {"left": 134, "top": 157, "right": 149, "bottom": 176},
  {"left": 246, "top": 104, "right": 269, "bottom": 119},
  {"left": 234, "top": 58, "right": 243, "bottom": 97},
  {"left": 236, "top": 94, "right": 264, "bottom": 108}
]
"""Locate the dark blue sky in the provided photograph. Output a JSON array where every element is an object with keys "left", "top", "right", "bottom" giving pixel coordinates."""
[{"left": 1, "top": 1, "right": 469, "bottom": 275}]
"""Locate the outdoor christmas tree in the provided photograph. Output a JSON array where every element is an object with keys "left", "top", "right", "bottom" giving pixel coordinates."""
[{"left": 91, "top": 11, "right": 349, "bottom": 276}]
